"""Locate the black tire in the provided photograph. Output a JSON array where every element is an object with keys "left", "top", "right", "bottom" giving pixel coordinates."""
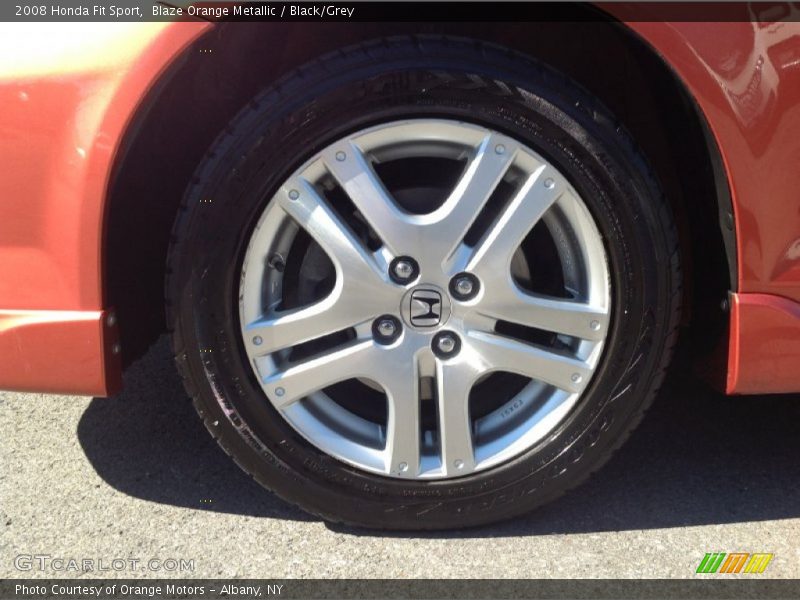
[{"left": 166, "top": 35, "right": 681, "bottom": 530}]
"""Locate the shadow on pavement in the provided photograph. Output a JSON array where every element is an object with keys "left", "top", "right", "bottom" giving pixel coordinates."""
[
  {"left": 77, "top": 337, "right": 311, "bottom": 521},
  {"left": 78, "top": 336, "right": 800, "bottom": 534}
]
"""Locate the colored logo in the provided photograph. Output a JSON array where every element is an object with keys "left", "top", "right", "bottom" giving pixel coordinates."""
[{"left": 696, "top": 552, "right": 773, "bottom": 574}]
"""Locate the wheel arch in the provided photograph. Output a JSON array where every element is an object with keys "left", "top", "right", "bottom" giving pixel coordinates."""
[{"left": 104, "top": 18, "right": 736, "bottom": 372}]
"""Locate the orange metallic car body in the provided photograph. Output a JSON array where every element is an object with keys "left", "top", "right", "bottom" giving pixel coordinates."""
[{"left": 1, "top": 17, "right": 799, "bottom": 396}]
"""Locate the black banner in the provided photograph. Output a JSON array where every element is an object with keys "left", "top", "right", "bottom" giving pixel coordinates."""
[
  {"left": 3, "top": 579, "right": 800, "bottom": 600},
  {"left": 3, "top": 2, "right": 800, "bottom": 23}
]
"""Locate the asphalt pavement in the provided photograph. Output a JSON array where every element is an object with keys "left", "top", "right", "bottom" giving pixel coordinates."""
[{"left": 2, "top": 336, "right": 799, "bottom": 578}]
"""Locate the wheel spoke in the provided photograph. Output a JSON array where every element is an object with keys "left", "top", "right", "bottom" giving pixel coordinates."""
[
  {"left": 322, "top": 143, "right": 414, "bottom": 256},
  {"left": 244, "top": 293, "right": 374, "bottom": 354},
  {"left": 465, "top": 165, "right": 564, "bottom": 276},
  {"left": 264, "top": 340, "right": 379, "bottom": 408},
  {"left": 436, "top": 361, "right": 476, "bottom": 475},
  {"left": 467, "top": 330, "right": 592, "bottom": 394},
  {"left": 278, "top": 179, "right": 385, "bottom": 287},
  {"left": 480, "top": 285, "right": 610, "bottom": 341},
  {"left": 382, "top": 355, "right": 422, "bottom": 477},
  {"left": 426, "top": 134, "right": 516, "bottom": 267}
]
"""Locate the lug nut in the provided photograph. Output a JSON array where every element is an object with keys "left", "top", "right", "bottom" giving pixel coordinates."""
[
  {"left": 432, "top": 331, "right": 461, "bottom": 358},
  {"left": 394, "top": 261, "right": 413, "bottom": 279},
  {"left": 449, "top": 272, "right": 480, "bottom": 301},
  {"left": 389, "top": 256, "right": 419, "bottom": 284},
  {"left": 455, "top": 278, "right": 474, "bottom": 296},
  {"left": 377, "top": 319, "right": 396, "bottom": 337},
  {"left": 373, "top": 315, "right": 401, "bottom": 345},
  {"left": 437, "top": 336, "right": 456, "bottom": 353}
]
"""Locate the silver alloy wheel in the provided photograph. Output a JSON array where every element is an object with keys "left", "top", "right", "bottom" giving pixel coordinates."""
[{"left": 239, "top": 119, "right": 611, "bottom": 480}]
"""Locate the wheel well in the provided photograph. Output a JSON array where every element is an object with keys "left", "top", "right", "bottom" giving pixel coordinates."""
[{"left": 106, "top": 18, "right": 734, "bottom": 367}]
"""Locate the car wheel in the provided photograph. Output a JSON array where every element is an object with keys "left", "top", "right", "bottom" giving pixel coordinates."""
[{"left": 166, "top": 36, "right": 681, "bottom": 529}]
